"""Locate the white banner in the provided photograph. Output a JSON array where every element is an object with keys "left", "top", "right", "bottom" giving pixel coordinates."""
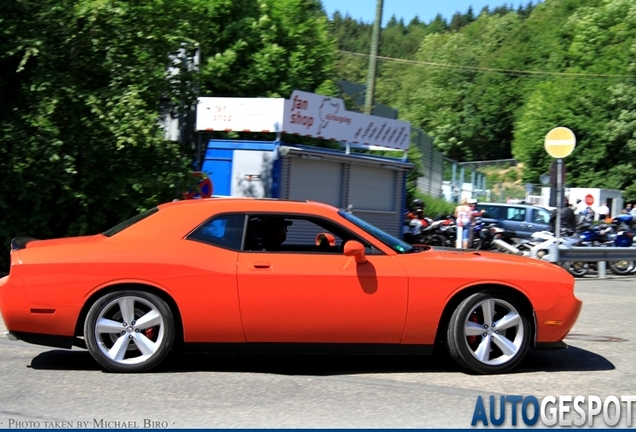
[
  {"left": 196, "top": 97, "right": 285, "bottom": 133},
  {"left": 282, "top": 90, "right": 410, "bottom": 151},
  {"left": 195, "top": 91, "right": 411, "bottom": 151}
]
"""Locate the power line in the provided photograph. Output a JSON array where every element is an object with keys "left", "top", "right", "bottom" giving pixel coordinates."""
[{"left": 339, "top": 50, "right": 636, "bottom": 79}]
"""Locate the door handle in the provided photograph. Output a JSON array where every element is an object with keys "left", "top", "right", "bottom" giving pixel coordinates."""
[{"left": 249, "top": 262, "right": 272, "bottom": 270}]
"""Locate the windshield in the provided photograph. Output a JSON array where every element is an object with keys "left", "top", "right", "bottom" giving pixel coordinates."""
[{"left": 338, "top": 210, "right": 415, "bottom": 254}]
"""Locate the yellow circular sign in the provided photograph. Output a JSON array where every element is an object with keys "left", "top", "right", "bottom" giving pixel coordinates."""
[{"left": 545, "top": 127, "right": 576, "bottom": 158}]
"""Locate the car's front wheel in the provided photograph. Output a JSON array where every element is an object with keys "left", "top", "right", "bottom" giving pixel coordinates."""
[
  {"left": 447, "top": 291, "right": 531, "bottom": 374},
  {"left": 84, "top": 290, "right": 175, "bottom": 373}
]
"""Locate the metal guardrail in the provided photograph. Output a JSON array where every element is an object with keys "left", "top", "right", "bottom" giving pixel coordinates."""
[
  {"left": 551, "top": 245, "right": 636, "bottom": 279},
  {"left": 555, "top": 246, "right": 636, "bottom": 262}
]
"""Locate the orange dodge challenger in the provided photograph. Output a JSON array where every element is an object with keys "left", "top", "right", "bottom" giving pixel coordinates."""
[{"left": 0, "top": 198, "right": 581, "bottom": 374}]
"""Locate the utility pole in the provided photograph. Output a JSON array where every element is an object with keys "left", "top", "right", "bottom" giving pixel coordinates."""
[{"left": 364, "top": 0, "right": 383, "bottom": 115}]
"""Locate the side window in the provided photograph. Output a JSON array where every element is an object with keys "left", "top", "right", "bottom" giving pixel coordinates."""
[
  {"left": 187, "top": 214, "right": 245, "bottom": 250},
  {"left": 505, "top": 207, "right": 526, "bottom": 222},
  {"left": 243, "top": 215, "right": 380, "bottom": 255},
  {"left": 480, "top": 206, "right": 502, "bottom": 219},
  {"left": 533, "top": 209, "right": 550, "bottom": 224}
]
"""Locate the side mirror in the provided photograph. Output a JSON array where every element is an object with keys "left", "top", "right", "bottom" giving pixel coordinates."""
[{"left": 343, "top": 240, "right": 367, "bottom": 264}]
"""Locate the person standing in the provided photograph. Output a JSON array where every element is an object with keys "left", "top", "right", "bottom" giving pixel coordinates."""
[
  {"left": 598, "top": 202, "right": 610, "bottom": 221},
  {"left": 549, "top": 201, "right": 576, "bottom": 233},
  {"left": 467, "top": 199, "right": 483, "bottom": 249},
  {"left": 454, "top": 198, "right": 472, "bottom": 249},
  {"left": 562, "top": 201, "right": 576, "bottom": 230}
]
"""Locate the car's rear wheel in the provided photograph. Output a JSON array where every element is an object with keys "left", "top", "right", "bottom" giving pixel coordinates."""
[
  {"left": 84, "top": 290, "right": 174, "bottom": 373},
  {"left": 447, "top": 291, "right": 530, "bottom": 374}
]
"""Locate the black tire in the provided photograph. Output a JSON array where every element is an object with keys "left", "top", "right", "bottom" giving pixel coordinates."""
[
  {"left": 446, "top": 291, "right": 531, "bottom": 374},
  {"left": 84, "top": 290, "right": 175, "bottom": 373},
  {"left": 563, "top": 261, "right": 589, "bottom": 277},
  {"left": 609, "top": 260, "right": 635, "bottom": 275}
]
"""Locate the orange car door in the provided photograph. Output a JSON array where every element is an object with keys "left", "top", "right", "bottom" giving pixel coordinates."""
[{"left": 236, "top": 251, "right": 408, "bottom": 343}]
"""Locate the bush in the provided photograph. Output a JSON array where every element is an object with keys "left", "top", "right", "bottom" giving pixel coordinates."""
[{"left": 414, "top": 194, "right": 456, "bottom": 219}]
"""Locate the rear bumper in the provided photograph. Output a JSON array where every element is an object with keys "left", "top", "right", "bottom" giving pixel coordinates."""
[{"left": 4, "top": 330, "right": 78, "bottom": 349}]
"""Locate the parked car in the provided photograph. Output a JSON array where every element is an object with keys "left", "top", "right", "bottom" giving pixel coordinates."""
[
  {"left": 475, "top": 202, "right": 552, "bottom": 239},
  {"left": 0, "top": 198, "right": 581, "bottom": 375}
]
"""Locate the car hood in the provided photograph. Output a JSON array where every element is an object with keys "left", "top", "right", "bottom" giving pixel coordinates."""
[{"left": 423, "top": 246, "right": 569, "bottom": 275}]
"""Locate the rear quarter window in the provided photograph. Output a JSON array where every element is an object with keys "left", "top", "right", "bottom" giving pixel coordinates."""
[
  {"left": 187, "top": 214, "right": 245, "bottom": 250},
  {"left": 102, "top": 208, "right": 159, "bottom": 237}
]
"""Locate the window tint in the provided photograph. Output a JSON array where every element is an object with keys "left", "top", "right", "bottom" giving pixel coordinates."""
[
  {"left": 243, "top": 214, "right": 382, "bottom": 255},
  {"left": 187, "top": 214, "right": 245, "bottom": 250}
]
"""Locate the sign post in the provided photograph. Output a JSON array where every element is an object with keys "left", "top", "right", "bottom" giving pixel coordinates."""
[
  {"left": 183, "top": 171, "right": 213, "bottom": 199},
  {"left": 544, "top": 127, "right": 576, "bottom": 263}
]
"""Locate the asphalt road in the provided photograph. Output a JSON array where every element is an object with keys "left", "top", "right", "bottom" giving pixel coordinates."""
[{"left": 0, "top": 274, "right": 635, "bottom": 429}]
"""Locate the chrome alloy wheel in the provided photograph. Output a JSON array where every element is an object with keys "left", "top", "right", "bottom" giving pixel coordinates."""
[
  {"left": 85, "top": 290, "right": 174, "bottom": 372},
  {"left": 447, "top": 291, "right": 530, "bottom": 374},
  {"left": 462, "top": 298, "right": 525, "bottom": 367},
  {"left": 94, "top": 296, "right": 166, "bottom": 364}
]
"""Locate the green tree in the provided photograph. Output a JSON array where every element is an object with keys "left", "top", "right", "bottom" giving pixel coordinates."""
[
  {"left": 0, "top": 0, "right": 336, "bottom": 271},
  {"left": 0, "top": 0, "right": 193, "bottom": 247},
  {"left": 386, "top": 12, "right": 521, "bottom": 161},
  {"left": 197, "top": 0, "right": 335, "bottom": 98},
  {"left": 513, "top": 0, "right": 636, "bottom": 189}
]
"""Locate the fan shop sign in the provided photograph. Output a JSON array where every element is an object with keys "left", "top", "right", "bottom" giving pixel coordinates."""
[{"left": 196, "top": 90, "right": 411, "bottom": 151}]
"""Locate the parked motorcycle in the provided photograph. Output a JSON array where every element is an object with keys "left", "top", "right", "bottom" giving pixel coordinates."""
[
  {"left": 418, "top": 216, "right": 456, "bottom": 247},
  {"left": 563, "top": 221, "right": 635, "bottom": 276},
  {"left": 605, "top": 226, "right": 635, "bottom": 275},
  {"left": 488, "top": 226, "right": 526, "bottom": 255},
  {"left": 471, "top": 218, "right": 497, "bottom": 250}
]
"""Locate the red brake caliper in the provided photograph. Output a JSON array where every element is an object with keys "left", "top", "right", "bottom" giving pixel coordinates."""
[
  {"left": 467, "top": 311, "right": 479, "bottom": 345},
  {"left": 144, "top": 327, "right": 156, "bottom": 340}
]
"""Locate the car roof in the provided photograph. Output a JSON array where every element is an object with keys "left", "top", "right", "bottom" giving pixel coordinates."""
[
  {"left": 157, "top": 197, "right": 339, "bottom": 214},
  {"left": 115, "top": 197, "right": 343, "bottom": 239}
]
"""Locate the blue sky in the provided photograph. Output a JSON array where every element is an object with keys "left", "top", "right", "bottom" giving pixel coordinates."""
[{"left": 320, "top": 0, "right": 542, "bottom": 26}]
